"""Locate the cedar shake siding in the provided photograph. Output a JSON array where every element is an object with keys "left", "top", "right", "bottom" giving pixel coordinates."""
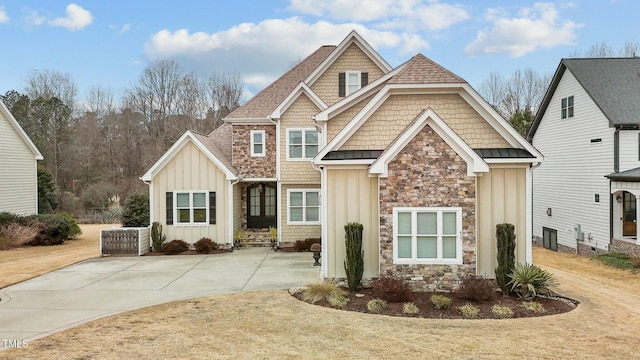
[{"left": 379, "top": 124, "right": 476, "bottom": 291}]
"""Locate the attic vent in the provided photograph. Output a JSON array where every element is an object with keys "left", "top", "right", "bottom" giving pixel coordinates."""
[{"left": 590, "top": 138, "right": 602, "bottom": 143}]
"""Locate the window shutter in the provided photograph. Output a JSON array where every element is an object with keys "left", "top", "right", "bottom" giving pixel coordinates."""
[
  {"left": 361, "top": 72, "right": 368, "bottom": 87},
  {"left": 209, "top": 192, "right": 216, "bottom": 225},
  {"left": 166, "top": 192, "right": 173, "bottom": 225},
  {"left": 338, "top": 72, "right": 346, "bottom": 97}
]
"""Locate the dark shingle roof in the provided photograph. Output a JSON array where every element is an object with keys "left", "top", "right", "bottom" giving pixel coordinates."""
[
  {"left": 606, "top": 167, "right": 640, "bottom": 182},
  {"left": 388, "top": 54, "right": 466, "bottom": 84},
  {"left": 473, "top": 148, "right": 534, "bottom": 159},
  {"left": 322, "top": 150, "right": 383, "bottom": 160}
]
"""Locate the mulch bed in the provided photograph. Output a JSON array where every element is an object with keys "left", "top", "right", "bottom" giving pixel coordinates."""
[
  {"left": 293, "top": 288, "right": 577, "bottom": 319},
  {"left": 143, "top": 249, "right": 231, "bottom": 256}
]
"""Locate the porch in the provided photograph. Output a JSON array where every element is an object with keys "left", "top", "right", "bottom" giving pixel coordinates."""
[
  {"left": 608, "top": 170, "right": 640, "bottom": 247},
  {"left": 234, "top": 181, "right": 278, "bottom": 247}
]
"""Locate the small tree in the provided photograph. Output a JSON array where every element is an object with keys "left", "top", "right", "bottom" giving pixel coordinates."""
[
  {"left": 344, "top": 222, "right": 364, "bottom": 291},
  {"left": 121, "top": 192, "right": 149, "bottom": 227},
  {"left": 151, "top": 221, "right": 166, "bottom": 252},
  {"left": 37, "top": 168, "right": 58, "bottom": 213},
  {"left": 495, "top": 223, "right": 516, "bottom": 294}
]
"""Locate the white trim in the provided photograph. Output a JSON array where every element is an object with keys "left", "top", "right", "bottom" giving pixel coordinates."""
[
  {"left": 286, "top": 128, "right": 320, "bottom": 161},
  {"left": 369, "top": 108, "right": 490, "bottom": 177},
  {"left": 345, "top": 70, "right": 362, "bottom": 96},
  {"left": 593, "top": 193, "right": 601, "bottom": 204},
  {"left": 305, "top": 30, "right": 392, "bottom": 87},
  {"left": 321, "top": 167, "right": 328, "bottom": 277},
  {"left": 0, "top": 100, "right": 43, "bottom": 160},
  {"left": 223, "top": 118, "right": 272, "bottom": 125},
  {"left": 228, "top": 180, "right": 234, "bottom": 246},
  {"left": 392, "top": 207, "right": 463, "bottom": 265},
  {"left": 277, "top": 181, "right": 282, "bottom": 245},
  {"left": 173, "top": 190, "right": 210, "bottom": 226},
  {"left": 315, "top": 159, "right": 375, "bottom": 166},
  {"left": 141, "top": 131, "right": 237, "bottom": 181},
  {"left": 525, "top": 165, "right": 533, "bottom": 264},
  {"left": 483, "top": 158, "right": 540, "bottom": 164},
  {"left": 241, "top": 177, "right": 278, "bottom": 182},
  {"left": 148, "top": 181, "right": 154, "bottom": 224},
  {"left": 279, "top": 181, "right": 322, "bottom": 185},
  {"left": 250, "top": 130, "right": 266, "bottom": 157},
  {"left": 286, "top": 189, "right": 321, "bottom": 225},
  {"left": 270, "top": 83, "right": 327, "bottom": 119}
]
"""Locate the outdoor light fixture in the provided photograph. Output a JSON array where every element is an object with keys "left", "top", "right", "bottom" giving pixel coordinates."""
[{"left": 546, "top": 208, "right": 552, "bottom": 216}]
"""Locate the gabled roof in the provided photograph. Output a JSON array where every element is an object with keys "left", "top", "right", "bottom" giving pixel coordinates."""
[
  {"left": 529, "top": 57, "right": 640, "bottom": 140},
  {"left": 141, "top": 130, "right": 237, "bottom": 182},
  {"left": 387, "top": 54, "right": 466, "bottom": 84},
  {"left": 224, "top": 45, "right": 335, "bottom": 120},
  {"left": 0, "top": 100, "right": 43, "bottom": 160},
  {"left": 369, "top": 108, "right": 489, "bottom": 177},
  {"left": 270, "top": 82, "right": 327, "bottom": 119}
]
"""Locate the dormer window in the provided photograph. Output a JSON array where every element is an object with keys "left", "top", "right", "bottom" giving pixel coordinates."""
[
  {"left": 339, "top": 71, "right": 368, "bottom": 97},
  {"left": 561, "top": 96, "right": 574, "bottom": 119}
]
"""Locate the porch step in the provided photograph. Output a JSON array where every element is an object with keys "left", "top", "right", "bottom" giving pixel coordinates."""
[{"left": 235, "top": 229, "right": 275, "bottom": 248}]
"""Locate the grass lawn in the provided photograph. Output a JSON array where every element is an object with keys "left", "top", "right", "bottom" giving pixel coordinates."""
[{"left": 0, "top": 224, "right": 118, "bottom": 290}]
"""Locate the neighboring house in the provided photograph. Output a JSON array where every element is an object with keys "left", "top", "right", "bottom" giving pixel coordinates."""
[
  {"left": 529, "top": 58, "right": 640, "bottom": 256},
  {"left": 142, "top": 31, "right": 542, "bottom": 289},
  {"left": 0, "top": 100, "right": 43, "bottom": 215}
]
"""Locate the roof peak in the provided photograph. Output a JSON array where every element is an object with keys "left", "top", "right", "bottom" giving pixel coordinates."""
[{"left": 387, "top": 53, "right": 466, "bottom": 84}]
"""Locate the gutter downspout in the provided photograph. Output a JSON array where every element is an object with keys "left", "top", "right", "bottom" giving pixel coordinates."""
[
  {"left": 229, "top": 176, "right": 242, "bottom": 249},
  {"left": 268, "top": 116, "right": 281, "bottom": 246},
  {"left": 140, "top": 178, "right": 153, "bottom": 254}
]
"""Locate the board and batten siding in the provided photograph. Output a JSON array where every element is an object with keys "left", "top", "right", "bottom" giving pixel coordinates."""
[
  {"left": 0, "top": 109, "right": 38, "bottom": 214},
  {"left": 324, "top": 168, "right": 379, "bottom": 279},
  {"left": 152, "top": 141, "right": 230, "bottom": 244},
  {"left": 532, "top": 70, "right": 613, "bottom": 251},
  {"left": 477, "top": 166, "right": 528, "bottom": 277}
]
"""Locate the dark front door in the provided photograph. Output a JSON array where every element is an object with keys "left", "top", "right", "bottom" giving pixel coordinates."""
[
  {"left": 247, "top": 183, "right": 277, "bottom": 229},
  {"left": 542, "top": 227, "right": 557, "bottom": 251},
  {"left": 623, "top": 191, "right": 636, "bottom": 237}
]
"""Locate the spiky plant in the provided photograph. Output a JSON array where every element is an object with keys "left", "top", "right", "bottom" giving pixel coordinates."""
[{"left": 508, "top": 263, "right": 558, "bottom": 300}]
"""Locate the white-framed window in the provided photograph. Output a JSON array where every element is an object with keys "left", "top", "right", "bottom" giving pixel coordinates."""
[
  {"left": 561, "top": 96, "right": 574, "bottom": 119},
  {"left": 175, "top": 191, "right": 208, "bottom": 225},
  {"left": 346, "top": 71, "right": 361, "bottom": 96},
  {"left": 594, "top": 193, "right": 600, "bottom": 204},
  {"left": 250, "top": 130, "right": 265, "bottom": 157},
  {"left": 393, "top": 207, "right": 462, "bottom": 265},
  {"left": 287, "top": 189, "right": 320, "bottom": 225},
  {"left": 287, "top": 128, "right": 319, "bottom": 160}
]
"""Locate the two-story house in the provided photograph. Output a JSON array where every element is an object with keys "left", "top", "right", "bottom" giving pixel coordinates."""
[
  {"left": 529, "top": 58, "right": 640, "bottom": 256},
  {"left": 142, "top": 31, "right": 542, "bottom": 289}
]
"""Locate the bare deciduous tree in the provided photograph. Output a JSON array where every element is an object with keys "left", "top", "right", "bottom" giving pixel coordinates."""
[{"left": 25, "top": 69, "right": 78, "bottom": 114}]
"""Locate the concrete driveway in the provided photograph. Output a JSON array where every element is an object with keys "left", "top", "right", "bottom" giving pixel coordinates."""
[{"left": 0, "top": 247, "right": 320, "bottom": 342}]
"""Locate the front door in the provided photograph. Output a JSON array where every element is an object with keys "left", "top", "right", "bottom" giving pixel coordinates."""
[
  {"left": 247, "top": 183, "right": 277, "bottom": 229},
  {"left": 623, "top": 191, "right": 636, "bottom": 237}
]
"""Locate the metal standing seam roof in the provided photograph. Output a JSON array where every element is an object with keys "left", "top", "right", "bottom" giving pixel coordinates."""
[
  {"left": 322, "top": 150, "right": 383, "bottom": 160},
  {"left": 473, "top": 148, "right": 535, "bottom": 159}
]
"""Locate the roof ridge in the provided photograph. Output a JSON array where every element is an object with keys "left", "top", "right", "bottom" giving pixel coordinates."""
[{"left": 388, "top": 53, "right": 466, "bottom": 84}]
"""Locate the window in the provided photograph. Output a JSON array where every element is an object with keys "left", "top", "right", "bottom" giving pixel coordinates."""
[
  {"left": 561, "top": 96, "right": 574, "bottom": 119},
  {"left": 590, "top": 138, "right": 602, "bottom": 144},
  {"left": 338, "top": 72, "right": 368, "bottom": 97},
  {"left": 250, "top": 130, "right": 265, "bottom": 157},
  {"left": 287, "top": 189, "right": 320, "bottom": 224},
  {"left": 170, "top": 191, "right": 213, "bottom": 225},
  {"left": 393, "top": 207, "right": 462, "bottom": 264},
  {"left": 287, "top": 129, "right": 319, "bottom": 160},
  {"left": 594, "top": 194, "right": 600, "bottom": 203}
]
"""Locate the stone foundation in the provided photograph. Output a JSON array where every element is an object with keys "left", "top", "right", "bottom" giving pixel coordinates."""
[
  {"left": 558, "top": 244, "right": 576, "bottom": 254},
  {"left": 577, "top": 242, "right": 608, "bottom": 256},
  {"left": 610, "top": 239, "right": 640, "bottom": 256}
]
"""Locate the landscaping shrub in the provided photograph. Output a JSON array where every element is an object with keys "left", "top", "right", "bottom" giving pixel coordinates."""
[
  {"left": 162, "top": 239, "right": 189, "bottom": 255},
  {"left": 367, "top": 298, "right": 387, "bottom": 314},
  {"left": 508, "top": 262, "right": 558, "bottom": 300},
  {"left": 303, "top": 281, "right": 346, "bottom": 304},
  {"left": 457, "top": 275, "right": 496, "bottom": 302},
  {"left": 458, "top": 303, "right": 480, "bottom": 318},
  {"left": 496, "top": 223, "right": 516, "bottom": 293},
  {"left": 194, "top": 237, "right": 218, "bottom": 254},
  {"left": 431, "top": 294, "right": 452, "bottom": 309},
  {"left": 121, "top": 192, "right": 149, "bottom": 227},
  {"left": 328, "top": 295, "right": 349, "bottom": 308},
  {"left": 0, "top": 212, "right": 21, "bottom": 225},
  {"left": 151, "top": 222, "right": 166, "bottom": 252},
  {"left": 59, "top": 212, "right": 81, "bottom": 238},
  {"left": 491, "top": 304, "right": 514, "bottom": 318},
  {"left": 403, "top": 302, "right": 420, "bottom": 315},
  {"left": 630, "top": 254, "right": 640, "bottom": 269},
  {"left": 371, "top": 275, "right": 414, "bottom": 302},
  {"left": 26, "top": 213, "right": 75, "bottom": 246},
  {"left": 293, "top": 238, "right": 320, "bottom": 251},
  {"left": 0, "top": 222, "right": 40, "bottom": 250},
  {"left": 593, "top": 253, "right": 634, "bottom": 270},
  {"left": 344, "top": 222, "right": 364, "bottom": 291},
  {"left": 522, "top": 301, "right": 546, "bottom": 313}
]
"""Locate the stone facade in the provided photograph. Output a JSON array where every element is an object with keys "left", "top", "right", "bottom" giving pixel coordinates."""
[
  {"left": 577, "top": 241, "right": 608, "bottom": 256},
  {"left": 610, "top": 238, "right": 640, "bottom": 256},
  {"left": 341, "top": 94, "right": 510, "bottom": 151},
  {"left": 232, "top": 125, "right": 276, "bottom": 178},
  {"left": 379, "top": 124, "right": 476, "bottom": 291}
]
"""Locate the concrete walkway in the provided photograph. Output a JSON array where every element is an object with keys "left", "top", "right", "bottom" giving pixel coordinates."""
[{"left": 0, "top": 247, "right": 320, "bottom": 342}]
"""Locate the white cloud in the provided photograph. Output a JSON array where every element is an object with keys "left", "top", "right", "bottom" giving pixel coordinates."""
[
  {"left": 464, "top": 2, "right": 583, "bottom": 58},
  {"left": 49, "top": 3, "right": 93, "bottom": 31},
  {"left": 0, "top": 7, "right": 9, "bottom": 23},
  {"left": 24, "top": 9, "right": 45, "bottom": 26},
  {"left": 288, "top": 0, "right": 469, "bottom": 31},
  {"left": 120, "top": 24, "right": 131, "bottom": 34}
]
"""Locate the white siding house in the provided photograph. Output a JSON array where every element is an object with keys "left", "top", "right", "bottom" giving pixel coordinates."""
[
  {"left": 529, "top": 58, "right": 640, "bottom": 254},
  {"left": 0, "top": 100, "right": 43, "bottom": 215}
]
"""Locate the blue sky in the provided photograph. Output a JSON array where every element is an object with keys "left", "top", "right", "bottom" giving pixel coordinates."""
[{"left": 0, "top": 1, "right": 638, "bottom": 104}]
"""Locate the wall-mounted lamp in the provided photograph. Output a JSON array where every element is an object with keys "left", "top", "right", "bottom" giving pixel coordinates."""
[
  {"left": 616, "top": 195, "right": 622, "bottom": 203},
  {"left": 546, "top": 208, "right": 552, "bottom": 216}
]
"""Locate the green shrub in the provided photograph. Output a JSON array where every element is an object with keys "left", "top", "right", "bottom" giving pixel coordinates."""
[
  {"left": 0, "top": 212, "right": 21, "bottom": 226},
  {"left": 162, "top": 239, "right": 189, "bottom": 255},
  {"left": 344, "top": 222, "right": 364, "bottom": 291},
  {"left": 151, "top": 222, "right": 166, "bottom": 252},
  {"left": 508, "top": 263, "right": 558, "bottom": 300},
  {"left": 630, "top": 254, "right": 640, "bottom": 269},
  {"left": 496, "top": 223, "right": 516, "bottom": 294},
  {"left": 328, "top": 295, "right": 350, "bottom": 308},
  {"left": 367, "top": 298, "right": 387, "bottom": 314},
  {"left": 431, "top": 294, "right": 452, "bottom": 309},
  {"left": 121, "top": 193, "right": 149, "bottom": 227},
  {"left": 522, "top": 301, "right": 546, "bottom": 313},
  {"left": 303, "top": 281, "right": 346, "bottom": 304},
  {"left": 26, "top": 213, "right": 75, "bottom": 246},
  {"left": 402, "top": 302, "right": 420, "bottom": 315},
  {"left": 593, "top": 253, "right": 633, "bottom": 270},
  {"left": 194, "top": 237, "right": 218, "bottom": 254},
  {"left": 457, "top": 275, "right": 496, "bottom": 302},
  {"left": 59, "top": 213, "right": 81, "bottom": 238},
  {"left": 293, "top": 238, "right": 320, "bottom": 251},
  {"left": 458, "top": 303, "right": 480, "bottom": 318},
  {"left": 491, "top": 304, "right": 514, "bottom": 318},
  {"left": 372, "top": 275, "right": 414, "bottom": 303}
]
